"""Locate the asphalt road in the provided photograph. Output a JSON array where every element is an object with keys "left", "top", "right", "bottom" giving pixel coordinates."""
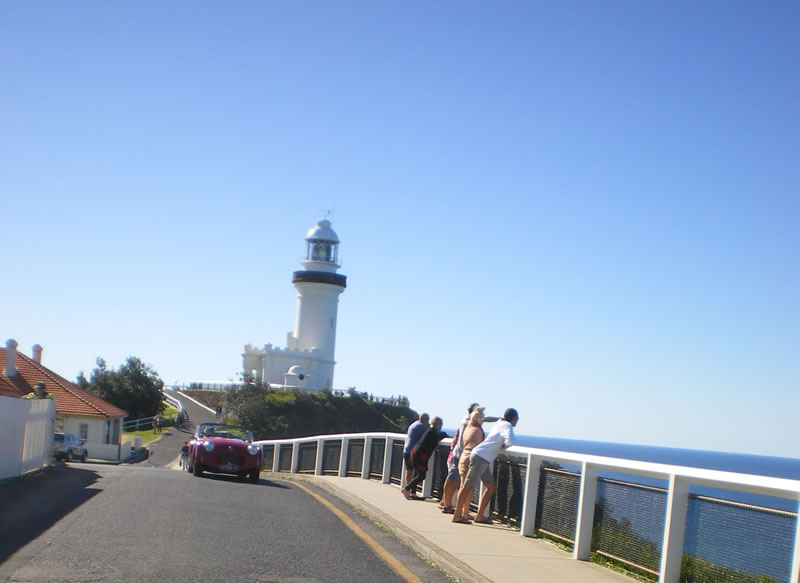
[
  {"left": 1, "top": 399, "right": 452, "bottom": 583},
  {"left": 144, "top": 390, "right": 216, "bottom": 468}
]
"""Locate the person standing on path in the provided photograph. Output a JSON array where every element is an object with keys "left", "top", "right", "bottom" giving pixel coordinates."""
[
  {"left": 403, "top": 413, "right": 430, "bottom": 487},
  {"left": 453, "top": 407, "right": 519, "bottom": 524}
]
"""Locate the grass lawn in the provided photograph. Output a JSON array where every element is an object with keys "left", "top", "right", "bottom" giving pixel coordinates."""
[
  {"left": 122, "top": 428, "right": 163, "bottom": 447},
  {"left": 122, "top": 406, "right": 180, "bottom": 447}
]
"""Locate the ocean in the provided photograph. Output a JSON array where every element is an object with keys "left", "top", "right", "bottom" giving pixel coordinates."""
[
  {"left": 511, "top": 434, "right": 800, "bottom": 512},
  {"left": 515, "top": 434, "right": 800, "bottom": 478}
]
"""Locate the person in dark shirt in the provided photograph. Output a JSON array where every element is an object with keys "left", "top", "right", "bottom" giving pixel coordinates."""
[
  {"left": 401, "top": 416, "right": 448, "bottom": 500},
  {"left": 403, "top": 413, "right": 430, "bottom": 486}
]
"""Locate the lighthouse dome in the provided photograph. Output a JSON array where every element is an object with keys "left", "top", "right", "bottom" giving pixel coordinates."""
[{"left": 305, "top": 219, "right": 339, "bottom": 243}]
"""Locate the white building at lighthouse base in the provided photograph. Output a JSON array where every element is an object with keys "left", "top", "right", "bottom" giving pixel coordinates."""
[{"left": 243, "top": 343, "right": 334, "bottom": 392}]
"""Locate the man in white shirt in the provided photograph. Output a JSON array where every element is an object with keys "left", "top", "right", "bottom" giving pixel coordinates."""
[{"left": 452, "top": 407, "right": 519, "bottom": 524}]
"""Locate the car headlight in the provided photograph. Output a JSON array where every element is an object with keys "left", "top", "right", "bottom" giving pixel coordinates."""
[
  {"left": 247, "top": 444, "right": 259, "bottom": 455},
  {"left": 203, "top": 440, "right": 214, "bottom": 452}
]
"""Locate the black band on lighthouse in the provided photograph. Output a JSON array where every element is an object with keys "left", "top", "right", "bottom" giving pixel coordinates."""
[{"left": 292, "top": 271, "right": 347, "bottom": 288}]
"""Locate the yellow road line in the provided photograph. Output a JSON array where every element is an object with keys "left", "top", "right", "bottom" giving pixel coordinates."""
[{"left": 291, "top": 481, "right": 423, "bottom": 583}]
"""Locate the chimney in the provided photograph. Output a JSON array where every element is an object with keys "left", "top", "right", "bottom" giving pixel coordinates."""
[
  {"left": 4, "top": 338, "right": 18, "bottom": 376},
  {"left": 32, "top": 344, "right": 43, "bottom": 364}
]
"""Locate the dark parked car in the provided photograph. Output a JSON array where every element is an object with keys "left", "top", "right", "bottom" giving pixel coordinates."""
[
  {"left": 54, "top": 432, "right": 87, "bottom": 462},
  {"left": 185, "top": 423, "right": 262, "bottom": 482}
]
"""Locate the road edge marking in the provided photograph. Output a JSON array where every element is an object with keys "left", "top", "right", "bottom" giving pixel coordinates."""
[{"left": 290, "top": 480, "right": 423, "bottom": 583}]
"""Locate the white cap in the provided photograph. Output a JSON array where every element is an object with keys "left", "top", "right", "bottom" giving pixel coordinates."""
[{"left": 305, "top": 219, "right": 339, "bottom": 243}]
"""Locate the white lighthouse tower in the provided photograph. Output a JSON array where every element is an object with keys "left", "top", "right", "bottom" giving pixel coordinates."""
[{"left": 243, "top": 219, "right": 347, "bottom": 391}]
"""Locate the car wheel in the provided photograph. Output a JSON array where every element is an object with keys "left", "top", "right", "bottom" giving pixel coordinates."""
[
  {"left": 66, "top": 450, "right": 73, "bottom": 462},
  {"left": 193, "top": 459, "right": 203, "bottom": 476},
  {"left": 248, "top": 469, "right": 259, "bottom": 483},
  {"left": 80, "top": 452, "right": 87, "bottom": 463}
]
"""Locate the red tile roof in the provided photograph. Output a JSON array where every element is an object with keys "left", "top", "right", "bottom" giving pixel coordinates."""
[
  {"left": 0, "top": 349, "right": 127, "bottom": 418},
  {"left": 0, "top": 375, "right": 19, "bottom": 398}
]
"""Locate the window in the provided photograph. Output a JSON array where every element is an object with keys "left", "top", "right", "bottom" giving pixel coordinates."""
[
  {"left": 79, "top": 423, "right": 89, "bottom": 442},
  {"left": 306, "top": 240, "right": 338, "bottom": 263}
]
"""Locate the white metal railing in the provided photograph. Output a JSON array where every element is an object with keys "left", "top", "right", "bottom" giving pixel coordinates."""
[
  {"left": 163, "top": 392, "right": 183, "bottom": 412},
  {"left": 122, "top": 393, "right": 185, "bottom": 431},
  {"left": 254, "top": 431, "right": 800, "bottom": 583},
  {"left": 122, "top": 416, "right": 156, "bottom": 431}
]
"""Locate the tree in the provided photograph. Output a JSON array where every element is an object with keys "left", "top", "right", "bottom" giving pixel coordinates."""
[
  {"left": 76, "top": 371, "right": 90, "bottom": 389},
  {"left": 224, "top": 381, "right": 272, "bottom": 435},
  {"left": 87, "top": 356, "right": 164, "bottom": 419}
]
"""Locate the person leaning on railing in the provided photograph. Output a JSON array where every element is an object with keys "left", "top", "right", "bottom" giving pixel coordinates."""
[
  {"left": 401, "top": 416, "right": 448, "bottom": 501},
  {"left": 453, "top": 407, "right": 519, "bottom": 525},
  {"left": 403, "top": 412, "right": 430, "bottom": 488},
  {"left": 440, "top": 403, "right": 499, "bottom": 514}
]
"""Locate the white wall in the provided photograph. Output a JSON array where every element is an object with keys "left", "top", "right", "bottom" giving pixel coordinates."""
[
  {"left": 62, "top": 416, "right": 124, "bottom": 461},
  {"left": 0, "top": 396, "right": 55, "bottom": 480},
  {"left": 120, "top": 436, "right": 141, "bottom": 461},
  {"left": 244, "top": 345, "right": 335, "bottom": 391},
  {"left": 88, "top": 443, "right": 121, "bottom": 461}
]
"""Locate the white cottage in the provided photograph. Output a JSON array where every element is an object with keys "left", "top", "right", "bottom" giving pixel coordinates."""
[{"left": 1, "top": 340, "right": 127, "bottom": 461}]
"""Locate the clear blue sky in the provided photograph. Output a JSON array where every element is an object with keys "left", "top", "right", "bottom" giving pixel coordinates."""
[{"left": 2, "top": 2, "right": 798, "bottom": 458}]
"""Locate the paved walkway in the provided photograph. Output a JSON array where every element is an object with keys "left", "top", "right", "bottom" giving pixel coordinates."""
[{"left": 278, "top": 473, "right": 632, "bottom": 583}]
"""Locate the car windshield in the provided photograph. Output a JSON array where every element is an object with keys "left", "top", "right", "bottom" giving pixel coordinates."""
[{"left": 196, "top": 423, "right": 252, "bottom": 441}]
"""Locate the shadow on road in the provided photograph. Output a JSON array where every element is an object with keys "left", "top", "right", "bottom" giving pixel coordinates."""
[
  {"left": 0, "top": 466, "right": 102, "bottom": 564},
  {"left": 259, "top": 479, "right": 292, "bottom": 489},
  {"left": 189, "top": 473, "right": 291, "bottom": 489}
]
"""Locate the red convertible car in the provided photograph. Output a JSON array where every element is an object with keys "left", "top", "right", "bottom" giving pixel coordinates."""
[{"left": 186, "top": 423, "right": 262, "bottom": 482}]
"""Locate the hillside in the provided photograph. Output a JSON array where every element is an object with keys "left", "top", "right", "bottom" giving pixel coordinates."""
[{"left": 184, "top": 387, "right": 417, "bottom": 440}]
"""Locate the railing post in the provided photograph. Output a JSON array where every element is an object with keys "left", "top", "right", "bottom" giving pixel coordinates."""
[
  {"left": 791, "top": 510, "right": 800, "bottom": 583},
  {"left": 422, "top": 448, "right": 435, "bottom": 498},
  {"left": 272, "top": 444, "right": 280, "bottom": 473},
  {"left": 659, "top": 474, "right": 689, "bottom": 583},
  {"left": 382, "top": 437, "right": 393, "bottom": 484},
  {"left": 573, "top": 461, "right": 598, "bottom": 561},
  {"left": 520, "top": 454, "right": 542, "bottom": 537},
  {"left": 338, "top": 437, "right": 349, "bottom": 477},
  {"left": 290, "top": 440, "right": 300, "bottom": 473},
  {"left": 361, "top": 436, "right": 372, "bottom": 480},
  {"left": 315, "top": 438, "right": 324, "bottom": 476}
]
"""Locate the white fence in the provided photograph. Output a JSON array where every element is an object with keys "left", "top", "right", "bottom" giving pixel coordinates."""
[
  {"left": 0, "top": 396, "right": 56, "bottom": 481},
  {"left": 254, "top": 431, "right": 800, "bottom": 583}
]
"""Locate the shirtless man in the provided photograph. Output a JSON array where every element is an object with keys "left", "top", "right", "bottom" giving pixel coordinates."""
[{"left": 453, "top": 408, "right": 518, "bottom": 524}]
